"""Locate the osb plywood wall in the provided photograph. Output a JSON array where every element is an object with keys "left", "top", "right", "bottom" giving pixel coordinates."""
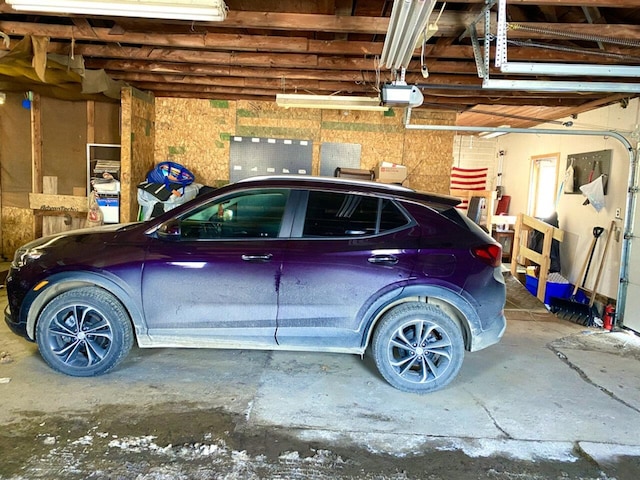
[
  {"left": 0, "top": 92, "right": 119, "bottom": 259},
  {"left": 1, "top": 207, "right": 33, "bottom": 261},
  {"left": 155, "top": 98, "right": 235, "bottom": 186},
  {"left": 121, "top": 87, "right": 156, "bottom": 222},
  {"left": 404, "top": 110, "right": 458, "bottom": 193},
  {"left": 155, "top": 99, "right": 455, "bottom": 193},
  {"left": 1, "top": 92, "right": 456, "bottom": 259},
  {"left": 42, "top": 98, "right": 87, "bottom": 194},
  {"left": 0, "top": 93, "right": 32, "bottom": 259}
]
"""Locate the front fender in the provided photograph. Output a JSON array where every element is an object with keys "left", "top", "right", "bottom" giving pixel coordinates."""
[{"left": 22, "top": 270, "right": 146, "bottom": 341}]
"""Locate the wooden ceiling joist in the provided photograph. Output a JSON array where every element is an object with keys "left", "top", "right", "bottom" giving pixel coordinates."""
[{"left": 1, "top": 0, "right": 638, "bottom": 128}]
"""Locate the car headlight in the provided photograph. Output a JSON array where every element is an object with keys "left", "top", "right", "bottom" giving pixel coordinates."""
[{"left": 11, "top": 247, "right": 43, "bottom": 269}]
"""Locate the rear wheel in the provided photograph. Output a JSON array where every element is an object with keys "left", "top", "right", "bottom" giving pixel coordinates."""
[
  {"left": 35, "top": 287, "right": 133, "bottom": 377},
  {"left": 372, "top": 303, "right": 464, "bottom": 393}
]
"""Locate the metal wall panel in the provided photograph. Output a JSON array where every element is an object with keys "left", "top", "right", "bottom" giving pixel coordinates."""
[
  {"left": 229, "top": 136, "right": 312, "bottom": 183},
  {"left": 319, "top": 142, "right": 362, "bottom": 177}
]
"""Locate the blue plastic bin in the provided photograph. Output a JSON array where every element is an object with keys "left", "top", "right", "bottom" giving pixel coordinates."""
[{"left": 525, "top": 275, "right": 572, "bottom": 305}]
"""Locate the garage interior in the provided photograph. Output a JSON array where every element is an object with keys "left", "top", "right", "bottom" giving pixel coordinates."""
[
  {"left": 1, "top": 1, "right": 640, "bottom": 477},
  {"left": 1, "top": 0, "right": 639, "bottom": 331}
]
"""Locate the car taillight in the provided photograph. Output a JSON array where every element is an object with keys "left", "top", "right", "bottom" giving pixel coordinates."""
[{"left": 471, "top": 243, "right": 502, "bottom": 268}]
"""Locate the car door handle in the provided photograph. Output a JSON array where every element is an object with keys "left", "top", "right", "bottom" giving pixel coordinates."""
[
  {"left": 368, "top": 255, "right": 399, "bottom": 265},
  {"left": 241, "top": 254, "right": 273, "bottom": 262}
]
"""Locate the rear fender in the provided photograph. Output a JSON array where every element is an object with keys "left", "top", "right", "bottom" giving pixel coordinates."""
[{"left": 361, "top": 285, "right": 482, "bottom": 351}]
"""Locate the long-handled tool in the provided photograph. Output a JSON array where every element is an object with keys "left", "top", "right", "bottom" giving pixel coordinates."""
[
  {"left": 584, "top": 220, "right": 616, "bottom": 326},
  {"left": 581, "top": 226, "right": 604, "bottom": 290},
  {"left": 549, "top": 226, "right": 604, "bottom": 323}
]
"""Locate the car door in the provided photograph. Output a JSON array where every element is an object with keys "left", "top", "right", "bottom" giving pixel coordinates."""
[
  {"left": 276, "top": 190, "right": 421, "bottom": 350},
  {"left": 141, "top": 188, "right": 293, "bottom": 347}
]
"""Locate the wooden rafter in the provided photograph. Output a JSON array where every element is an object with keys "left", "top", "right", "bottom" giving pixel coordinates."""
[{"left": 0, "top": 0, "right": 638, "bottom": 128}]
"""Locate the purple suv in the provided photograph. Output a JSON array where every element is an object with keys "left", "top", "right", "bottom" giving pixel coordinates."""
[{"left": 5, "top": 176, "right": 506, "bottom": 393}]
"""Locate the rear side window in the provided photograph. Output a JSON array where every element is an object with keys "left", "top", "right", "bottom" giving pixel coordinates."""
[
  {"left": 303, "top": 191, "right": 409, "bottom": 237},
  {"left": 380, "top": 198, "right": 409, "bottom": 232}
]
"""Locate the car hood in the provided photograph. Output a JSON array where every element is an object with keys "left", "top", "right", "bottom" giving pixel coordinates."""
[
  {"left": 18, "top": 222, "right": 144, "bottom": 252},
  {"left": 11, "top": 222, "right": 152, "bottom": 274}
]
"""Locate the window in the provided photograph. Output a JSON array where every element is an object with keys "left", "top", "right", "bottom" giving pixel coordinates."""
[
  {"left": 529, "top": 153, "right": 559, "bottom": 219},
  {"left": 303, "top": 191, "right": 409, "bottom": 237},
  {"left": 180, "top": 189, "right": 289, "bottom": 240},
  {"left": 380, "top": 198, "right": 409, "bottom": 232}
]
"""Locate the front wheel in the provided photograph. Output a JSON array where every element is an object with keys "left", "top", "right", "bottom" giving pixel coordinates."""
[
  {"left": 35, "top": 287, "right": 134, "bottom": 377},
  {"left": 372, "top": 303, "right": 464, "bottom": 393}
]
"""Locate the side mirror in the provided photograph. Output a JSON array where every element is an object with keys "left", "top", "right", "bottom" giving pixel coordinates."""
[{"left": 157, "top": 219, "right": 181, "bottom": 240}]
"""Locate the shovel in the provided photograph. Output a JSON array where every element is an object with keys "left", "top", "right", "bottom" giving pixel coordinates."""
[{"left": 549, "top": 226, "right": 604, "bottom": 323}]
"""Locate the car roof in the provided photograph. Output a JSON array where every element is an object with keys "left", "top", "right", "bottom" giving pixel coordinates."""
[{"left": 236, "top": 175, "right": 461, "bottom": 208}]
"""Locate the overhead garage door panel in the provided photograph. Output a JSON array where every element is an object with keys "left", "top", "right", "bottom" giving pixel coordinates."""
[{"left": 623, "top": 223, "right": 640, "bottom": 333}]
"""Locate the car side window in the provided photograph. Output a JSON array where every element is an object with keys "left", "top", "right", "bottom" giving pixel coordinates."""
[
  {"left": 380, "top": 198, "right": 411, "bottom": 232},
  {"left": 180, "top": 189, "right": 289, "bottom": 240},
  {"left": 303, "top": 191, "right": 409, "bottom": 237}
]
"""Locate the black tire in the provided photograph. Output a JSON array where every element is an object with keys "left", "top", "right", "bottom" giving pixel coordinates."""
[
  {"left": 35, "top": 287, "right": 134, "bottom": 377},
  {"left": 372, "top": 303, "right": 464, "bottom": 393}
]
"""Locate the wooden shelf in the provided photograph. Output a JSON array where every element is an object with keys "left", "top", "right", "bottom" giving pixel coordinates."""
[{"left": 510, "top": 214, "right": 564, "bottom": 303}]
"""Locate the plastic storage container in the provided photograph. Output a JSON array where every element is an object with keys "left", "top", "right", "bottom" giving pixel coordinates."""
[{"left": 525, "top": 275, "right": 572, "bottom": 305}]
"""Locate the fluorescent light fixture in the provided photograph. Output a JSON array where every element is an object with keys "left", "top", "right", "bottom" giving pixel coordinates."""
[
  {"left": 6, "top": 0, "right": 228, "bottom": 21},
  {"left": 276, "top": 94, "right": 389, "bottom": 112},
  {"left": 484, "top": 78, "right": 640, "bottom": 94},
  {"left": 500, "top": 62, "right": 640, "bottom": 78},
  {"left": 0, "top": 93, "right": 6, "bottom": 105},
  {"left": 479, "top": 125, "right": 510, "bottom": 139},
  {"left": 380, "top": 0, "right": 437, "bottom": 70}
]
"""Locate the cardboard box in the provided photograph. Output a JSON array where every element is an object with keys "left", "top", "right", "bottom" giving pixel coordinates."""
[{"left": 375, "top": 163, "right": 407, "bottom": 184}]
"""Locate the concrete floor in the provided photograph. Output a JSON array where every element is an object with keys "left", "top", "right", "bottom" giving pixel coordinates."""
[{"left": 1, "top": 274, "right": 639, "bottom": 479}]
